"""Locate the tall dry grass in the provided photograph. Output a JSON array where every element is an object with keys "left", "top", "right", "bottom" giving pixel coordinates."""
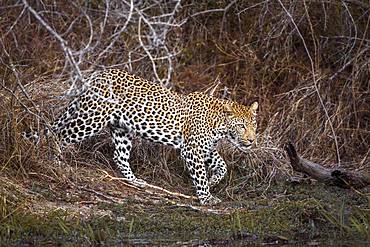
[{"left": 0, "top": 1, "right": 368, "bottom": 195}]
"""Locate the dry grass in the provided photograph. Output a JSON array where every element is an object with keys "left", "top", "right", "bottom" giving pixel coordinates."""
[{"left": 0, "top": 0, "right": 369, "bottom": 208}]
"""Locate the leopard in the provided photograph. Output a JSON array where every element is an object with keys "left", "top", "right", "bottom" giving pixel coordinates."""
[{"left": 27, "top": 69, "right": 258, "bottom": 205}]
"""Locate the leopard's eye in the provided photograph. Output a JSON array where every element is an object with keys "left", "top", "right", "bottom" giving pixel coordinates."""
[{"left": 252, "top": 119, "right": 257, "bottom": 127}]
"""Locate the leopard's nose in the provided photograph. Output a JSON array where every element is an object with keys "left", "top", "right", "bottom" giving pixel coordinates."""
[
  {"left": 243, "top": 131, "right": 256, "bottom": 145},
  {"left": 245, "top": 137, "right": 257, "bottom": 146}
]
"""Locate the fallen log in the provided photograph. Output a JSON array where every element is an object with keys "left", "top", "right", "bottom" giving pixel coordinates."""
[{"left": 285, "top": 142, "right": 370, "bottom": 189}]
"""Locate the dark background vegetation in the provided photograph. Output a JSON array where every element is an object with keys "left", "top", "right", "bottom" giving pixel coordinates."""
[{"left": 0, "top": 0, "right": 369, "bottom": 244}]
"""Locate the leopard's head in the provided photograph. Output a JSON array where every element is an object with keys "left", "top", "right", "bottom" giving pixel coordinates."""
[{"left": 224, "top": 101, "right": 258, "bottom": 152}]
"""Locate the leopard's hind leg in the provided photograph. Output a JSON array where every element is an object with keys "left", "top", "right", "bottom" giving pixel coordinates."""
[{"left": 110, "top": 126, "right": 146, "bottom": 186}]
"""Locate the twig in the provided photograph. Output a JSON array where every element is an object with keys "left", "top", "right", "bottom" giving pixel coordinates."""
[
  {"left": 204, "top": 74, "right": 222, "bottom": 97},
  {"left": 168, "top": 202, "right": 230, "bottom": 215},
  {"left": 99, "top": 170, "right": 195, "bottom": 200},
  {"left": 79, "top": 186, "right": 122, "bottom": 204}
]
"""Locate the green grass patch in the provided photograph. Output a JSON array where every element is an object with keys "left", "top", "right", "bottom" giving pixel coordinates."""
[{"left": 1, "top": 182, "right": 369, "bottom": 245}]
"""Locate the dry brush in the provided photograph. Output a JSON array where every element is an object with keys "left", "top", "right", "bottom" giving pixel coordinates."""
[{"left": 0, "top": 1, "right": 369, "bottom": 199}]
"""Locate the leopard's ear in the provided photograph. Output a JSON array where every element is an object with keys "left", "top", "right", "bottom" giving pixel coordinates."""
[{"left": 250, "top": 102, "right": 258, "bottom": 115}]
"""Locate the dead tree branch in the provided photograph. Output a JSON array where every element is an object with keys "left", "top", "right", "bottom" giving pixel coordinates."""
[{"left": 285, "top": 142, "right": 370, "bottom": 189}]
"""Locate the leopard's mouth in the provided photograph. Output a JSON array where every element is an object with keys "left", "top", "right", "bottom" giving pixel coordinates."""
[
  {"left": 244, "top": 143, "right": 252, "bottom": 148},
  {"left": 240, "top": 143, "right": 252, "bottom": 151},
  {"left": 233, "top": 146, "right": 250, "bottom": 154},
  {"left": 228, "top": 135, "right": 254, "bottom": 152},
  {"left": 242, "top": 138, "right": 254, "bottom": 147},
  {"left": 232, "top": 141, "right": 253, "bottom": 153}
]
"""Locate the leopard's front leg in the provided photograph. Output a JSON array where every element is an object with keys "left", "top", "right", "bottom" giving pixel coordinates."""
[
  {"left": 205, "top": 150, "right": 227, "bottom": 188},
  {"left": 180, "top": 142, "right": 221, "bottom": 205}
]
